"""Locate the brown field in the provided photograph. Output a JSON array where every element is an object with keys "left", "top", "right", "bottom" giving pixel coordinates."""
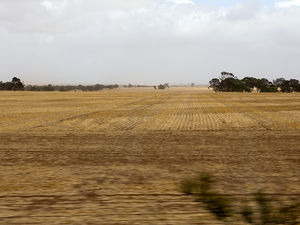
[{"left": 0, "top": 87, "right": 300, "bottom": 224}]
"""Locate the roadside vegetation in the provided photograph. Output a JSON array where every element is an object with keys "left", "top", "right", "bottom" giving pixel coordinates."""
[{"left": 180, "top": 173, "right": 300, "bottom": 224}]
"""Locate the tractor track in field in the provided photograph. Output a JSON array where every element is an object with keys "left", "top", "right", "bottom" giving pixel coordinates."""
[
  {"left": 21, "top": 93, "right": 173, "bottom": 131},
  {"left": 110, "top": 92, "right": 182, "bottom": 131},
  {"left": 243, "top": 94, "right": 300, "bottom": 129},
  {"left": 208, "top": 94, "right": 280, "bottom": 131},
  {"left": 203, "top": 93, "right": 263, "bottom": 130},
  {"left": 227, "top": 94, "right": 299, "bottom": 130}
]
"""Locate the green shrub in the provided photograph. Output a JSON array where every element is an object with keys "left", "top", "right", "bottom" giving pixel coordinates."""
[
  {"left": 241, "top": 201, "right": 254, "bottom": 224},
  {"left": 198, "top": 172, "right": 215, "bottom": 196},
  {"left": 255, "top": 190, "right": 274, "bottom": 224},
  {"left": 180, "top": 173, "right": 300, "bottom": 224},
  {"left": 180, "top": 178, "right": 199, "bottom": 195},
  {"left": 203, "top": 192, "right": 232, "bottom": 220},
  {"left": 180, "top": 173, "right": 232, "bottom": 221},
  {"left": 276, "top": 202, "right": 300, "bottom": 225}
]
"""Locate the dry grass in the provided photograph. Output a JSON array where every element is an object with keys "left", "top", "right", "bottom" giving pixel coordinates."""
[{"left": 0, "top": 88, "right": 299, "bottom": 224}]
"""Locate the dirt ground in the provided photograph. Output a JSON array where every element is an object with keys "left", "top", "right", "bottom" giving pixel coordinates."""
[{"left": 0, "top": 89, "right": 299, "bottom": 224}]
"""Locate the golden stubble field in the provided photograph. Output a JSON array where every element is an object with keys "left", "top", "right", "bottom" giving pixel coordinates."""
[{"left": 0, "top": 87, "right": 300, "bottom": 224}]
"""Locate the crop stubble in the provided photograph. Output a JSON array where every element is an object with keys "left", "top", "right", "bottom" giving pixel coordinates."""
[{"left": 0, "top": 88, "right": 299, "bottom": 224}]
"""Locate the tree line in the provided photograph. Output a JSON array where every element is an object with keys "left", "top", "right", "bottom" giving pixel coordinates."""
[
  {"left": 25, "top": 84, "right": 119, "bottom": 91},
  {"left": 209, "top": 72, "right": 300, "bottom": 92},
  {"left": 0, "top": 77, "right": 171, "bottom": 92},
  {"left": 0, "top": 77, "right": 120, "bottom": 91},
  {"left": 0, "top": 77, "right": 25, "bottom": 91}
]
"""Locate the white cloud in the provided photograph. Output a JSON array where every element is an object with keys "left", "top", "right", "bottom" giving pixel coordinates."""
[
  {"left": 275, "top": 0, "right": 300, "bottom": 7},
  {"left": 226, "top": 0, "right": 260, "bottom": 21},
  {"left": 42, "top": 1, "right": 53, "bottom": 10},
  {"left": 167, "top": 0, "right": 195, "bottom": 5},
  {"left": 42, "top": 0, "right": 68, "bottom": 12},
  {"left": 81, "top": 0, "right": 151, "bottom": 10}
]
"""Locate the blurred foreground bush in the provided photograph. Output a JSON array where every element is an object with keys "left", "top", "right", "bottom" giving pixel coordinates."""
[{"left": 180, "top": 173, "right": 300, "bottom": 224}]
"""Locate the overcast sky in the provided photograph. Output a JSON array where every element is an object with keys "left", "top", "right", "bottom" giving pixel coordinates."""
[{"left": 1, "top": 0, "right": 300, "bottom": 85}]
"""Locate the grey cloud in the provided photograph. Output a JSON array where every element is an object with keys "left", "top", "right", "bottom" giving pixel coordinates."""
[
  {"left": 81, "top": 0, "right": 151, "bottom": 10},
  {"left": 0, "top": 0, "right": 300, "bottom": 85}
]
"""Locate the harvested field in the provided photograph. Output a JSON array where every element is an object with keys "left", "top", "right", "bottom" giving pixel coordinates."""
[{"left": 0, "top": 88, "right": 300, "bottom": 224}]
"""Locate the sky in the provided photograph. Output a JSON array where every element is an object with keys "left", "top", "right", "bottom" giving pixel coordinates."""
[{"left": 1, "top": 0, "right": 300, "bottom": 85}]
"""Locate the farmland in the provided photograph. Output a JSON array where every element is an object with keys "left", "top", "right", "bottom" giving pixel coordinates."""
[{"left": 0, "top": 87, "right": 300, "bottom": 224}]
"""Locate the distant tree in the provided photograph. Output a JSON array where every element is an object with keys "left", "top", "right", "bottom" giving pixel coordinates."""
[
  {"left": 218, "top": 72, "right": 245, "bottom": 92},
  {"left": 209, "top": 72, "right": 248, "bottom": 92},
  {"left": 42, "top": 84, "right": 55, "bottom": 91},
  {"left": 273, "top": 78, "right": 300, "bottom": 92},
  {"left": 220, "top": 71, "right": 235, "bottom": 81},
  {"left": 191, "top": 83, "right": 195, "bottom": 87},
  {"left": 106, "top": 85, "right": 114, "bottom": 90},
  {"left": 231, "top": 78, "right": 248, "bottom": 92},
  {"left": 209, "top": 78, "right": 221, "bottom": 92},
  {"left": 79, "top": 84, "right": 88, "bottom": 91},
  {"left": 2, "top": 82, "right": 13, "bottom": 90},
  {"left": 273, "top": 78, "right": 289, "bottom": 92},
  {"left": 273, "top": 78, "right": 285, "bottom": 88},
  {"left": 128, "top": 84, "right": 133, "bottom": 88},
  {"left": 12, "top": 77, "right": 19, "bottom": 91},
  {"left": 27, "top": 85, "right": 41, "bottom": 91},
  {"left": 290, "top": 79, "right": 300, "bottom": 92},
  {"left": 220, "top": 77, "right": 235, "bottom": 92},
  {"left": 281, "top": 80, "right": 292, "bottom": 93},
  {"left": 58, "top": 86, "right": 67, "bottom": 92},
  {"left": 242, "top": 77, "right": 258, "bottom": 92},
  {"left": 257, "top": 78, "right": 277, "bottom": 92},
  {"left": 86, "top": 85, "right": 94, "bottom": 91},
  {"left": 0, "top": 81, "right": 6, "bottom": 90},
  {"left": 94, "top": 84, "right": 104, "bottom": 91},
  {"left": 11, "top": 77, "right": 24, "bottom": 91}
]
